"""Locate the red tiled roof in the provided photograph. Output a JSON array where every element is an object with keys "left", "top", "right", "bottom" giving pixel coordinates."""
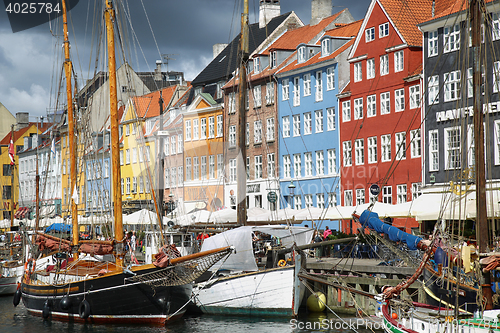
[
  {"left": 340, "top": 82, "right": 351, "bottom": 95},
  {"left": 131, "top": 86, "right": 178, "bottom": 119},
  {"left": 426, "top": 0, "right": 494, "bottom": 21},
  {"left": 324, "top": 20, "right": 363, "bottom": 38},
  {"left": 380, "top": 0, "right": 434, "bottom": 46},
  {"left": 0, "top": 122, "right": 51, "bottom": 145},
  {"left": 262, "top": 9, "right": 347, "bottom": 55}
]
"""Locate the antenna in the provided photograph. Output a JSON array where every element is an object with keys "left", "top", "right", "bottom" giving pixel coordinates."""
[{"left": 161, "top": 54, "right": 177, "bottom": 79}]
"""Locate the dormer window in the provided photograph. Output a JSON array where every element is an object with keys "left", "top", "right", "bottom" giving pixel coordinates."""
[
  {"left": 298, "top": 46, "right": 306, "bottom": 63},
  {"left": 365, "top": 27, "right": 375, "bottom": 42},
  {"left": 254, "top": 57, "right": 261, "bottom": 74},
  {"left": 321, "top": 38, "right": 331, "bottom": 56},
  {"left": 270, "top": 51, "right": 277, "bottom": 69},
  {"left": 195, "top": 87, "right": 202, "bottom": 96}
]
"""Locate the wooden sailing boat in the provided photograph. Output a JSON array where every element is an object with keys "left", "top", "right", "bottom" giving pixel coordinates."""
[{"left": 17, "top": 0, "right": 232, "bottom": 324}]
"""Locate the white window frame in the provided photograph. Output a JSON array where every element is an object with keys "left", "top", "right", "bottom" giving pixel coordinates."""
[
  {"left": 342, "top": 100, "right": 351, "bottom": 122},
  {"left": 367, "top": 58, "right": 375, "bottom": 79},
  {"left": 304, "top": 152, "right": 313, "bottom": 177},
  {"left": 327, "top": 148, "right": 336, "bottom": 174},
  {"left": 355, "top": 139, "right": 364, "bottom": 165},
  {"left": 381, "top": 134, "right": 391, "bottom": 162},
  {"left": 293, "top": 154, "right": 301, "bottom": 178},
  {"left": 193, "top": 119, "right": 199, "bottom": 140},
  {"left": 315, "top": 110, "right": 323, "bottom": 133},
  {"left": 444, "top": 70, "right": 461, "bottom": 102},
  {"left": 444, "top": 127, "right": 461, "bottom": 170},
  {"left": 428, "top": 75, "right": 439, "bottom": 104},
  {"left": 216, "top": 115, "right": 223, "bottom": 137},
  {"left": 229, "top": 125, "right": 236, "bottom": 147},
  {"left": 380, "top": 54, "right": 389, "bottom": 76},
  {"left": 409, "top": 85, "right": 420, "bottom": 109},
  {"left": 254, "top": 120, "right": 262, "bottom": 144},
  {"left": 354, "top": 62, "right": 362, "bottom": 82},
  {"left": 293, "top": 77, "right": 300, "bottom": 106},
  {"left": 394, "top": 50, "right": 404, "bottom": 72},
  {"left": 255, "top": 155, "right": 263, "bottom": 179},
  {"left": 380, "top": 92, "right": 390, "bottom": 115},
  {"left": 304, "top": 112, "right": 312, "bottom": 135},
  {"left": 293, "top": 114, "right": 301, "bottom": 137},
  {"left": 383, "top": 186, "right": 392, "bottom": 204},
  {"left": 397, "top": 184, "right": 407, "bottom": 204},
  {"left": 316, "top": 150, "right": 324, "bottom": 176},
  {"left": 267, "top": 153, "right": 275, "bottom": 178},
  {"left": 354, "top": 98, "right": 363, "bottom": 120},
  {"left": 185, "top": 120, "right": 191, "bottom": 141},
  {"left": 395, "top": 132, "right": 407, "bottom": 160},
  {"left": 367, "top": 136, "right": 377, "bottom": 164},
  {"left": 365, "top": 27, "right": 375, "bottom": 42},
  {"left": 282, "top": 116, "right": 290, "bottom": 138},
  {"left": 327, "top": 67, "right": 335, "bottom": 90},
  {"left": 266, "top": 118, "right": 275, "bottom": 142},
  {"left": 283, "top": 155, "right": 291, "bottom": 178},
  {"left": 410, "top": 129, "right": 421, "bottom": 158},
  {"left": 395, "top": 88, "right": 405, "bottom": 112},
  {"left": 327, "top": 107, "right": 335, "bottom": 131},
  {"left": 379, "top": 22, "right": 389, "bottom": 38},
  {"left": 343, "top": 141, "right": 352, "bottom": 166},
  {"left": 315, "top": 71, "right": 323, "bottom": 101},
  {"left": 321, "top": 38, "right": 331, "bottom": 56},
  {"left": 356, "top": 188, "right": 365, "bottom": 205},
  {"left": 253, "top": 85, "right": 262, "bottom": 108},
  {"left": 429, "top": 130, "right": 439, "bottom": 171},
  {"left": 428, "top": 30, "right": 438, "bottom": 57},
  {"left": 208, "top": 116, "right": 215, "bottom": 138},
  {"left": 444, "top": 24, "right": 460, "bottom": 53},
  {"left": 186, "top": 157, "right": 192, "bottom": 181},
  {"left": 367, "top": 94, "right": 376, "bottom": 117},
  {"left": 303, "top": 74, "right": 311, "bottom": 96},
  {"left": 209, "top": 155, "right": 215, "bottom": 179},
  {"left": 344, "top": 190, "right": 353, "bottom": 206},
  {"left": 282, "top": 79, "right": 289, "bottom": 101},
  {"left": 266, "top": 81, "right": 275, "bottom": 105}
]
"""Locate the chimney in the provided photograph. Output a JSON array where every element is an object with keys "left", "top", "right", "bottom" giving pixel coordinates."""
[
  {"left": 16, "top": 112, "right": 29, "bottom": 130},
  {"left": 311, "top": 0, "right": 333, "bottom": 26},
  {"left": 213, "top": 44, "right": 228, "bottom": 59},
  {"left": 259, "top": 0, "right": 280, "bottom": 29},
  {"left": 154, "top": 60, "right": 162, "bottom": 81}
]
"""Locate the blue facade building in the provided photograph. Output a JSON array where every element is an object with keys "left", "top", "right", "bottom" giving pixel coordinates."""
[{"left": 275, "top": 22, "right": 361, "bottom": 229}]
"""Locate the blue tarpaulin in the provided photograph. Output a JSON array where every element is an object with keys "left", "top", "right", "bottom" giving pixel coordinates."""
[
  {"left": 359, "top": 210, "right": 422, "bottom": 250},
  {"left": 44, "top": 223, "right": 72, "bottom": 233}
]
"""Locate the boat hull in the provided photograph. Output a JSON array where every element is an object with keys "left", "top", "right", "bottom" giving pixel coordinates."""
[
  {"left": 193, "top": 266, "right": 303, "bottom": 317},
  {"left": 0, "top": 276, "right": 19, "bottom": 295},
  {"left": 21, "top": 265, "right": 192, "bottom": 324}
]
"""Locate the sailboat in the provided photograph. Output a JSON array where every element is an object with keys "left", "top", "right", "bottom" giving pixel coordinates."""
[{"left": 17, "top": 0, "right": 232, "bottom": 324}]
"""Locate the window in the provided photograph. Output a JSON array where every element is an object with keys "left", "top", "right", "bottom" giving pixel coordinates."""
[
  {"left": 209, "top": 155, "right": 215, "bottom": 179},
  {"left": 394, "top": 51, "right": 404, "bottom": 72},
  {"left": 315, "top": 110, "right": 323, "bottom": 133},
  {"left": 164, "top": 139, "right": 169, "bottom": 157},
  {"left": 380, "top": 54, "right": 389, "bottom": 75},
  {"left": 365, "top": 27, "right": 375, "bottom": 42},
  {"left": 304, "top": 152, "right": 312, "bottom": 176},
  {"left": 253, "top": 86, "right": 262, "bottom": 108},
  {"left": 355, "top": 139, "right": 364, "bottom": 165},
  {"left": 428, "top": 30, "right": 438, "bottom": 57},
  {"left": 381, "top": 134, "right": 391, "bottom": 162},
  {"left": 354, "top": 62, "right": 362, "bottom": 82},
  {"left": 216, "top": 81, "right": 224, "bottom": 99},
  {"left": 266, "top": 118, "right": 275, "bottom": 141},
  {"left": 132, "top": 147, "right": 137, "bottom": 164},
  {"left": 171, "top": 136, "right": 176, "bottom": 155},
  {"left": 354, "top": 98, "right": 363, "bottom": 120},
  {"left": 171, "top": 168, "right": 176, "bottom": 186},
  {"left": 304, "top": 194, "right": 312, "bottom": 208},
  {"left": 428, "top": 75, "right": 439, "bottom": 104},
  {"left": 344, "top": 190, "right": 353, "bottom": 206},
  {"left": 412, "top": 183, "right": 422, "bottom": 200},
  {"left": 139, "top": 145, "right": 144, "bottom": 162},
  {"left": 429, "top": 130, "right": 439, "bottom": 171},
  {"left": 467, "top": 66, "right": 485, "bottom": 98},
  {"left": 282, "top": 117, "right": 290, "bottom": 138},
  {"left": 193, "top": 157, "right": 199, "bottom": 180},
  {"left": 216, "top": 115, "right": 223, "bottom": 137},
  {"left": 126, "top": 177, "right": 131, "bottom": 195},
  {"left": 383, "top": 186, "right": 392, "bottom": 204},
  {"left": 342, "top": 101, "right": 351, "bottom": 122},
  {"left": 395, "top": 132, "right": 406, "bottom": 160},
  {"left": 254, "top": 120, "right": 262, "bottom": 144},
  {"left": 185, "top": 157, "right": 191, "bottom": 181},
  {"left": 254, "top": 57, "right": 260, "bottom": 73},
  {"left": 444, "top": 24, "right": 460, "bottom": 52},
  {"left": 495, "top": 121, "right": 500, "bottom": 165},
  {"left": 246, "top": 89, "right": 250, "bottom": 110},
  {"left": 246, "top": 123, "right": 250, "bottom": 145},
  {"left": 229, "top": 125, "right": 236, "bottom": 147},
  {"left": 125, "top": 124, "right": 130, "bottom": 136},
  {"left": 255, "top": 155, "right": 262, "bottom": 179},
  {"left": 267, "top": 153, "right": 275, "bottom": 178},
  {"left": 445, "top": 127, "right": 461, "bottom": 169},
  {"left": 494, "top": 62, "right": 500, "bottom": 93},
  {"left": 327, "top": 67, "right": 335, "bottom": 90},
  {"left": 228, "top": 92, "right": 236, "bottom": 114},
  {"left": 303, "top": 74, "right": 311, "bottom": 96},
  {"left": 282, "top": 79, "right": 289, "bottom": 100},
  {"left": 409, "top": 85, "right": 420, "bottom": 109},
  {"left": 125, "top": 149, "right": 130, "bottom": 164},
  {"left": 316, "top": 151, "right": 324, "bottom": 175},
  {"left": 313, "top": 73, "right": 322, "bottom": 104},
  {"left": 270, "top": 51, "right": 277, "bottom": 68},
  {"left": 343, "top": 141, "right": 352, "bottom": 166},
  {"left": 328, "top": 193, "right": 337, "bottom": 207},
  {"left": 178, "top": 166, "right": 183, "bottom": 185},
  {"left": 321, "top": 38, "right": 331, "bottom": 56},
  {"left": 139, "top": 176, "right": 144, "bottom": 193},
  {"left": 293, "top": 115, "right": 301, "bottom": 136},
  {"left": 255, "top": 195, "right": 262, "bottom": 208},
  {"left": 178, "top": 134, "right": 183, "bottom": 153},
  {"left": 193, "top": 119, "right": 199, "bottom": 140},
  {"left": 367, "top": 58, "right": 375, "bottom": 79},
  {"left": 380, "top": 92, "right": 390, "bottom": 115},
  {"left": 294, "top": 195, "right": 302, "bottom": 210},
  {"left": 293, "top": 154, "right": 301, "bottom": 178},
  {"left": 395, "top": 89, "right": 404, "bottom": 112},
  {"left": 410, "top": 129, "right": 421, "bottom": 158},
  {"left": 283, "top": 155, "right": 291, "bottom": 178},
  {"left": 208, "top": 117, "right": 215, "bottom": 138},
  {"left": 201, "top": 156, "right": 207, "bottom": 178},
  {"left": 229, "top": 159, "right": 236, "bottom": 182},
  {"left": 444, "top": 70, "right": 460, "bottom": 101},
  {"left": 104, "top": 160, "right": 109, "bottom": 178},
  {"left": 368, "top": 136, "right": 377, "bottom": 163},
  {"left": 379, "top": 22, "right": 389, "bottom": 38},
  {"left": 298, "top": 46, "right": 306, "bottom": 63},
  {"left": 293, "top": 77, "right": 300, "bottom": 106},
  {"left": 315, "top": 193, "right": 325, "bottom": 209},
  {"left": 327, "top": 149, "right": 336, "bottom": 174},
  {"left": 325, "top": 107, "right": 335, "bottom": 131},
  {"left": 397, "top": 184, "right": 407, "bottom": 203},
  {"left": 217, "top": 154, "right": 223, "bottom": 178},
  {"left": 356, "top": 189, "right": 365, "bottom": 205},
  {"left": 266, "top": 82, "right": 275, "bottom": 105},
  {"left": 304, "top": 112, "right": 312, "bottom": 135},
  {"left": 367, "top": 95, "right": 376, "bottom": 117}
]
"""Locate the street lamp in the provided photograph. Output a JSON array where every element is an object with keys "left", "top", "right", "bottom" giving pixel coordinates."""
[{"left": 288, "top": 181, "right": 296, "bottom": 208}]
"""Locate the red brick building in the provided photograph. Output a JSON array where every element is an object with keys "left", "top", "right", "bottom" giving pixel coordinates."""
[{"left": 338, "top": 0, "right": 433, "bottom": 234}]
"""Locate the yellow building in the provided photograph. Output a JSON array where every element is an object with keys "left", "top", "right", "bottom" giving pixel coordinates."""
[
  {"left": 182, "top": 93, "right": 225, "bottom": 211},
  {"left": 0, "top": 123, "right": 47, "bottom": 221}
]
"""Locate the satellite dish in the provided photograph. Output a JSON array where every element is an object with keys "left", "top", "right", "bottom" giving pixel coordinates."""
[{"left": 167, "top": 221, "right": 175, "bottom": 228}]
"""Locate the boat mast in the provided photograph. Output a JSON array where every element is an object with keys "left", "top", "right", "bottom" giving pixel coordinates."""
[
  {"left": 35, "top": 118, "right": 40, "bottom": 231},
  {"left": 9, "top": 124, "right": 14, "bottom": 257},
  {"left": 237, "top": 0, "right": 249, "bottom": 226},
  {"left": 61, "top": 0, "right": 78, "bottom": 255},
  {"left": 105, "top": 0, "right": 124, "bottom": 266},
  {"left": 471, "top": 0, "right": 493, "bottom": 309}
]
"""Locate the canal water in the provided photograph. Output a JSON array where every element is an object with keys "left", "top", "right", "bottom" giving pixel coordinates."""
[{"left": 0, "top": 294, "right": 383, "bottom": 332}]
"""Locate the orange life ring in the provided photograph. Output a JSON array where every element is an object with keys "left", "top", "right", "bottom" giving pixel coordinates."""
[
  {"left": 24, "top": 258, "right": 35, "bottom": 280},
  {"left": 278, "top": 259, "right": 287, "bottom": 267}
]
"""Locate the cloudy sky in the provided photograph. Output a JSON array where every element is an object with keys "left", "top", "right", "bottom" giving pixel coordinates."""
[{"left": 0, "top": 0, "right": 370, "bottom": 120}]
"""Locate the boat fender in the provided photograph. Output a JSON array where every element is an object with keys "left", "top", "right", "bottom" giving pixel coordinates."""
[
  {"left": 79, "top": 300, "right": 90, "bottom": 319},
  {"left": 60, "top": 296, "right": 71, "bottom": 310},
  {"left": 13, "top": 289, "right": 21, "bottom": 307},
  {"left": 24, "top": 258, "right": 35, "bottom": 281},
  {"left": 278, "top": 259, "right": 286, "bottom": 267},
  {"left": 42, "top": 300, "right": 51, "bottom": 319}
]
